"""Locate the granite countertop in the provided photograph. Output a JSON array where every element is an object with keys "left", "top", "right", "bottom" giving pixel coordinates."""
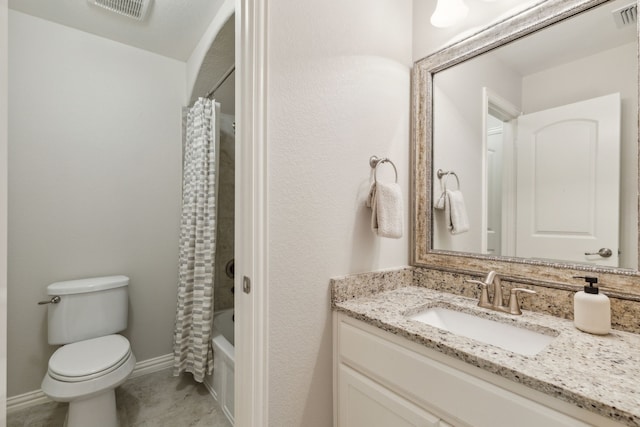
[{"left": 333, "top": 285, "right": 640, "bottom": 427}]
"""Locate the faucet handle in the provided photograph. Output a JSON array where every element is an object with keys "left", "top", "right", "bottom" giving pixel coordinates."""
[
  {"left": 508, "top": 288, "right": 536, "bottom": 315},
  {"left": 466, "top": 280, "right": 491, "bottom": 308}
]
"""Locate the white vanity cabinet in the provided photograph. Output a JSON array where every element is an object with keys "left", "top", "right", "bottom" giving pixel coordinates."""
[{"left": 333, "top": 313, "right": 624, "bottom": 427}]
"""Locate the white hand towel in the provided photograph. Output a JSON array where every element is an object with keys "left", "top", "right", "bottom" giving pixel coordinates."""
[
  {"left": 370, "top": 182, "right": 403, "bottom": 239},
  {"left": 434, "top": 191, "right": 446, "bottom": 210},
  {"left": 366, "top": 182, "right": 376, "bottom": 209},
  {"left": 444, "top": 189, "right": 469, "bottom": 234}
]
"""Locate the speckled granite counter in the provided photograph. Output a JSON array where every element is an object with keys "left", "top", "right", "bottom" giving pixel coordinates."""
[{"left": 332, "top": 276, "right": 640, "bottom": 426}]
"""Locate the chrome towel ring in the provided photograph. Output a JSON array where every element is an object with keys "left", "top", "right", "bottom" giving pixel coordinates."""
[
  {"left": 436, "top": 169, "right": 460, "bottom": 190},
  {"left": 369, "top": 155, "right": 398, "bottom": 183}
]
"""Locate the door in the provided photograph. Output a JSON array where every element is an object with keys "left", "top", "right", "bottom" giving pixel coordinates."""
[
  {"left": 515, "top": 93, "right": 620, "bottom": 267},
  {"left": 486, "top": 114, "right": 504, "bottom": 255}
]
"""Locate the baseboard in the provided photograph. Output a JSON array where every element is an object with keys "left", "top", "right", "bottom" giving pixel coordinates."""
[
  {"left": 7, "top": 353, "right": 174, "bottom": 414},
  {"left": 128, "top": 353, "right": 174, "bottom": 380},
  {"left": 6, "top": 389, "right": 49, "bottom": 414},
  {"left": 203, "top": 376, "right": 218, "bottom": 401}
]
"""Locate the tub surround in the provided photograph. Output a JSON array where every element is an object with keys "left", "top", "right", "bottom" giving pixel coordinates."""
[
  {"left": 213, "top": 111, "right": 235, "bottom": 313},
  {"left": 205, "top": 309, "right": 235, "bottom": 426},
  {"left": 331, "top": 267, "right": 640, "bottom": 426}
]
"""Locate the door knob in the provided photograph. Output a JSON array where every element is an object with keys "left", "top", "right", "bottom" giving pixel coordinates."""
[{"left": 585, "top": 248, "right": 613, "bottom": 258}]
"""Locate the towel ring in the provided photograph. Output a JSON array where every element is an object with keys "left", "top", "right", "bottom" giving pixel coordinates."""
[
  {"left": 436, "top": 169, "right": 460, "bottom": 191},
  {"left": 370, "top": 156, "right": 398, "bottom": 183}
]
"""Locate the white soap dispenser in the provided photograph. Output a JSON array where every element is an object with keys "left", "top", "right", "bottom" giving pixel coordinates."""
[{"left": 573, "top": 276, "right": 610, "bottom": 335}]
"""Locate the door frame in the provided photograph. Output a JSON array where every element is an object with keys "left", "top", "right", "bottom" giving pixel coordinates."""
[
  {"left": 481, "top": 87, "right": 520, "bottom": 256},
  {"left": 1, "top": 0, "right": 7, "bottom": 419},
  {"left": 235, "top": 0, "right": 269, "bottom": 425}
]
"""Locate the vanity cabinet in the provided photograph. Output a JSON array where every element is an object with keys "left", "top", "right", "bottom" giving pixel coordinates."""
[{"left": 333, "top": 313, "right": 623, "bottom": 427}]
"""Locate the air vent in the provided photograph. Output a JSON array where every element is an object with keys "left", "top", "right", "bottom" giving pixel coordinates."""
[
  {"left": 87, "top": 0, "right": 152, "bottom": 21},
  {"left": 612, "top": 3, "right": 637, "bottom": 28}
]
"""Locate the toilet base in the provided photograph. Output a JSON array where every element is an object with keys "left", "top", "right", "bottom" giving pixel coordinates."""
[
  {"left": 41, "top": 341, "right": 135, "bottom": 427},
  {"left": 65, "top": 389, "right": 119, "bottom": 427}
]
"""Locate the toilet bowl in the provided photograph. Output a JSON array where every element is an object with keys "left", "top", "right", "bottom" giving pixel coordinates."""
[
  {"left": 42, "top": 335, "right": 136, "bottom": 427},
  {"left": 40, "top": 276, "right": 135, "bottom": 427}
]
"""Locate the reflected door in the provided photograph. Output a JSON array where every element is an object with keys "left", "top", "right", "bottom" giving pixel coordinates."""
[
  {"left": 515, "top": 93, "right": 620, "bottom": 267},
  {"left": 487, "top": 116, "right": 504, "bottom": 255}
]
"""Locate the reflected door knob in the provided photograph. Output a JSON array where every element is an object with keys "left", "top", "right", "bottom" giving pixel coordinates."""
[{"left": 584, "top": 248, "right": 613, "bottom": 258}]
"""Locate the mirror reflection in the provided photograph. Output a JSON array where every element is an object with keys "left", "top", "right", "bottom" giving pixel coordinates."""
[{"left": 431, "top": 0, "right": 638, "bottom": 269}]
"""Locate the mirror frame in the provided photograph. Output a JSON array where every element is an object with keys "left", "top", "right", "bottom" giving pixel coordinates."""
[{"left": 411, "top": 0, "right": 640, "bottom": 297}]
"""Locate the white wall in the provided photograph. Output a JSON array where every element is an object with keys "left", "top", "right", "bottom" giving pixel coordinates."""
[
  {"left": 266, "top": 0, "right": 412, "bottom": 424},
  {"left": 432, "top": 54, "right": 522, "bottom": 252},
  {"left": 1, "top": 0, "right": 8, "bottom": 418},
  {"left": 8, "top": 11, "right": 186, "bottom": 396},
  {"left": 522, "top": 42, "right": 638, "bottom": 268}
]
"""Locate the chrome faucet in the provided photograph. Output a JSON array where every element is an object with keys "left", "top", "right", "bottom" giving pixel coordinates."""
[{"left": 466, "top": 271, "right": 535, "bottom": 315}]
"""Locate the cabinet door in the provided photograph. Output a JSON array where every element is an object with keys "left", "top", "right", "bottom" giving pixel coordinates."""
[{"left": 338, "top": 364, "right": 440, "bottom": 427}]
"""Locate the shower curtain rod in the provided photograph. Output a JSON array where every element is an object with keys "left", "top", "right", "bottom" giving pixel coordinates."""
[{"left": 205, "top": 65, "right": 236, "bottom": 99}]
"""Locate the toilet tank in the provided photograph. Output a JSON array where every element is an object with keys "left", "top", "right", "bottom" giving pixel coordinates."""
[{"left": 47, "top": 275, "right": 129, "bottom": 345}]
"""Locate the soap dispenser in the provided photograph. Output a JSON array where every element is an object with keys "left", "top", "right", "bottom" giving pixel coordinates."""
[{"left": 573, "top": 276, "right": 610, "bottom": 335}]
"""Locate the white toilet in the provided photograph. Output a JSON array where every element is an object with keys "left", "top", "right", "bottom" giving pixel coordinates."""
[{"left": 41, "top": 275, "right": 136, "bottom": 427}]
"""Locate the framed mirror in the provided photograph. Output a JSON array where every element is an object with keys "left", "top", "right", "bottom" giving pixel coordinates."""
[{"left": 412, "top": 0, "right": 640, "bottom": 295}]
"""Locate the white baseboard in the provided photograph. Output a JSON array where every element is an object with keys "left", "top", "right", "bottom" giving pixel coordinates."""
[
  {"left": 7, "top": 353, "right": 174, "bottom": 414},
  {"left": 6, "top": 389, "right": 49, "bottom": 414},
  {"left": 203, "top": 375, "right": 218, "bottom": 401},
  {"left": 128, "top": 353, "right": 173, "bottom": 380}
]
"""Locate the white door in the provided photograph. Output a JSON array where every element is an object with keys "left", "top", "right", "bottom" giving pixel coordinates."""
[
  {"left": 516, "top": 93, "right": 620, "bottom": 267},
  {"left": 486, "top": 116, "right": 504, "bottom": 255}
]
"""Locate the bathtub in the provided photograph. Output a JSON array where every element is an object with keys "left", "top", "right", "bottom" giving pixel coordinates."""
[{"left": 207, "top": 309, "right": 235, "bottom": 425}]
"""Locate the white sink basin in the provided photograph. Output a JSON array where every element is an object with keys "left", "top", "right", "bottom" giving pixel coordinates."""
[{"left": 409, "top": 307, "right": 556, "bottom": 356}]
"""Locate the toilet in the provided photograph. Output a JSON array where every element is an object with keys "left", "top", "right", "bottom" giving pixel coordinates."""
[{"left": 41, "top": 275, "right": 136, "bottom": 427}]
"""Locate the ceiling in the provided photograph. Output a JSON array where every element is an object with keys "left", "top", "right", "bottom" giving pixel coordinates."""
[
  {"left": 493, "top": 0, "right": 636, "bottom": 76},
  {"left": 8, "top": 0, "right": 226, "bottom": 61},
  {"left": 189, "top": 17, "right": 234, "bottom": 104}
]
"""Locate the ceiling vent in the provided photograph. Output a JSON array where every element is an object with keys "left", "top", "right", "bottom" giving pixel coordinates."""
[
  {"left": 612, "top": 3, "right": 637, "bottom": 28},
  {"left": 87, "top": 0, "right": 152, "bottom": 21}
]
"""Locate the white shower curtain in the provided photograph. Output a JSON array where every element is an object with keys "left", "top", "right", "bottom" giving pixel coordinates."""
[{"left": 173, "top": 98, "right": 220, "bottom": 382}]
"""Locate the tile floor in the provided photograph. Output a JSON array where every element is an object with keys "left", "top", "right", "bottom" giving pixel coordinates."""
[{"left": 7, "top": 369, "right": 232, "bottom": 427}]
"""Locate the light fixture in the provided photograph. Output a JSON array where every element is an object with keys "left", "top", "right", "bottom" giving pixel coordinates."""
[{"left": 430, "top": 0, "right": 469, "bottom": 28}]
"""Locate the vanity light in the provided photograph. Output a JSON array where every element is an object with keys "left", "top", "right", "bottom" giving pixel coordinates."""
[{"left": 430, "top": 0, "right": 469, "bottom": 28}]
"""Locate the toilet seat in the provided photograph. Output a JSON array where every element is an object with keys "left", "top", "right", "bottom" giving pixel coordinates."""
[{"left": 48, "top": 335, "right": 132, "bottom": 382}]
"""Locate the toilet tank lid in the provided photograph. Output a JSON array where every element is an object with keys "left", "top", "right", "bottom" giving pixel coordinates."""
[{"left": 47, "top": 275, "right": 129, "bottom": 295}]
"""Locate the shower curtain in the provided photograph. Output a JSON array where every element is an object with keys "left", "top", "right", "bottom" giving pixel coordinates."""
[{"left": 173, "top": 98, "right": 220, "bottom": 382}]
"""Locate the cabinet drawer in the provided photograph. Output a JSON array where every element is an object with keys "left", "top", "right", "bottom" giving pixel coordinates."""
[
  {"left": 338, "top": 317, "right": 591, "bottom": 427},
  {"left": 338, "top": 364, "right": 441, "bottom": 427}
]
